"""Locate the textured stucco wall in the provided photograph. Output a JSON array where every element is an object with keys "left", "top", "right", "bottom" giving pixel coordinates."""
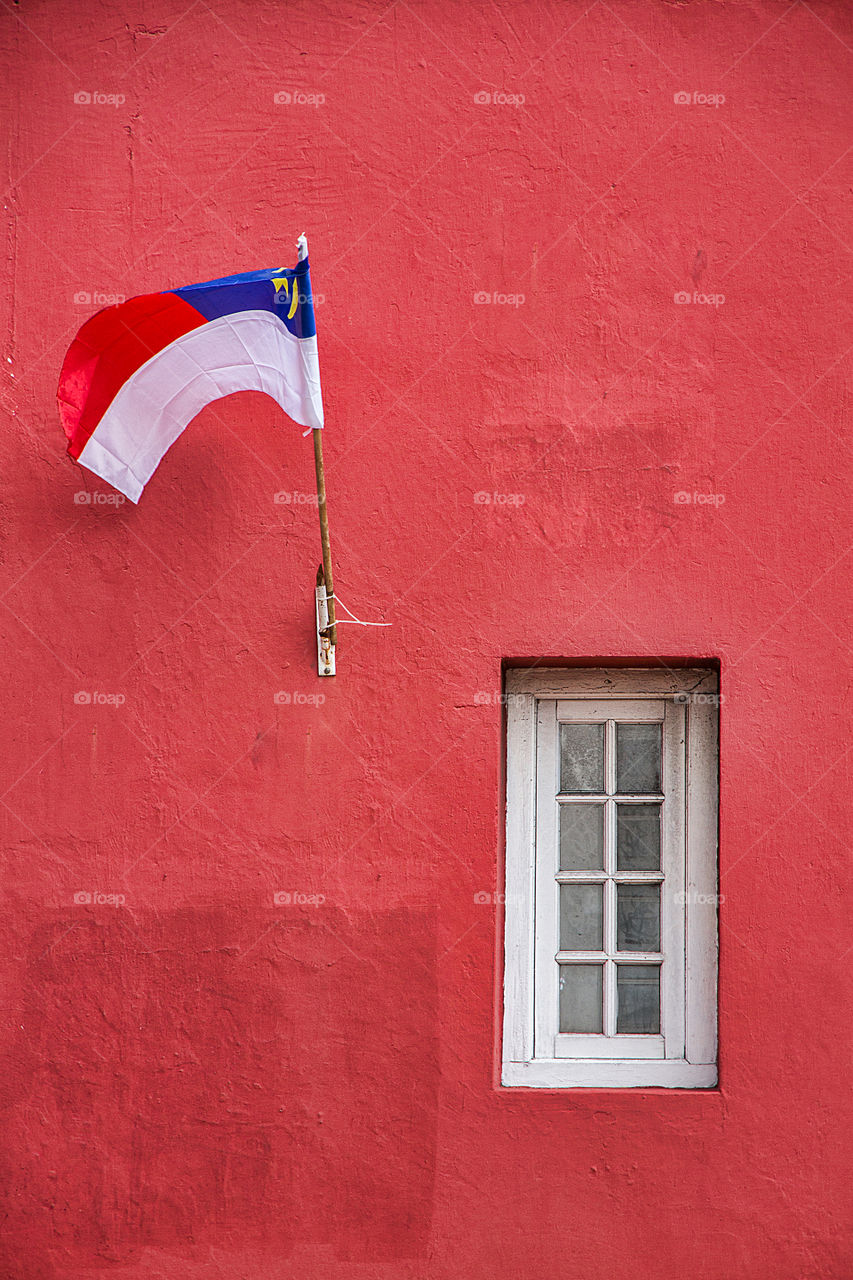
[{"left": 1, "top": 1, "right": 851, "bottom": 1276}]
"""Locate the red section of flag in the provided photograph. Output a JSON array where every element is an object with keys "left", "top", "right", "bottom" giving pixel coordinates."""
[{"left": 58, "top": 292, "right": 207, "bottom": 457}]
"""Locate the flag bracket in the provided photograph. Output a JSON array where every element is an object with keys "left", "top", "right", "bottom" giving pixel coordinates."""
[{"left": 315, "top": 565, "right": 336, "bottom": 677}]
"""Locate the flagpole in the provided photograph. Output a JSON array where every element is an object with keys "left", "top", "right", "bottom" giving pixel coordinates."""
[
  {"left": 297, "top": 232, "right": 336, "bottom": 670},
  {"left": 312, "top": 425, "right": 337, "bottom": 649}
]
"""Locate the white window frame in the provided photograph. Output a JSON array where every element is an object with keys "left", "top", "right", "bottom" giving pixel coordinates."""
[{"left": 502, "top": 668, "right": 718, "bottom": 1089}]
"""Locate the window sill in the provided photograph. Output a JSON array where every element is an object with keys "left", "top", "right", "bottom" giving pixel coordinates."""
[{"left": 501, "top": 1059, "right": 718, "bottom": 1089}]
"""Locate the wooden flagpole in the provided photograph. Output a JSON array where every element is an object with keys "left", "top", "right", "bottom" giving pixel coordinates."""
[
  {"left": 312, "top": 425, "right": 337, "bottom": 651},
  {"left": 297, "top": 232, "right": 336, "bottom": 673}
]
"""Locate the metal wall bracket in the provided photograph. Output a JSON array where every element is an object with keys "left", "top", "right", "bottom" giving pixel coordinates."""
[{"left": 315, "top": 580, "right": 336, "bottom": 677}]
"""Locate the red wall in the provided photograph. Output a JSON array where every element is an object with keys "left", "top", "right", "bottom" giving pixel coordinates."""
[{"left": 2, "top": 2, "right": 851, "bottom": 1276}]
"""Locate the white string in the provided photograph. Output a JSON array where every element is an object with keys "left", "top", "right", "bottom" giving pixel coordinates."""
[{"left": 327, "top": 592, "right": 392, "bottom": 627}]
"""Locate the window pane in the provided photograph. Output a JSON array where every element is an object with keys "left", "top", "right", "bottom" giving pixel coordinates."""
[
  {"left": 559, "top": 964, "right": 603, "bottom": 1033},
  {"left": 616, "top": 803, "right": 661, "bottom": 870},
  {"left": 617, "top": 883, "right": 660, "bottom": 951},
  {"left": 617, "top": 965, "right": 660, "bottom": 1033},
  {"left": 616, "top": 722, "right": 661, "bottom": 794},
  {"left": 560, "top": 883, "right": 603, "bottom": 950},
  {"left": 560, "top": 723, "right": 604, "bottom": 794},
  {"left": 560, "top": 803, "right": 605, "bottom": 870}
]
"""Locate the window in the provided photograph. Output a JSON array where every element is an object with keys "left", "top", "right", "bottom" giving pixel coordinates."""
[{"left": 502, "top": 668, "right": 718, "bottom": 1088}]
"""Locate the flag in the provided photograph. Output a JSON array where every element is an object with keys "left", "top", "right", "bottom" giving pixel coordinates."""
[{"left": 57, "top": 248, "right": 323, "bottom": 503}]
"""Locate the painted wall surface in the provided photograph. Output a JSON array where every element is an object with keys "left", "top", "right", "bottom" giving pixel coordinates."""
[{"left": 1, "top": 2, "right": 851, "bottom": 1277}]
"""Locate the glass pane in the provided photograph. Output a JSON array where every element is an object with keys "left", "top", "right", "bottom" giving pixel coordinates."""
[
  {"left": 617, "top": 883, "right": 660, "bottom": 951},
  {"left": 560, "top": 803, "right": 605, "bottom": 870},
  {"left": 560, "top": 883, "right": 603, "bottom": 950},
  {"left": 617, "top": 965, "right": 660, "bottom": 1033},
  {"left": 616, "top": 722, "right": 661, "bottom": 794},
  {"left": 560, "top": 723, "right": 604, "bottom": 794},
  {"left": 559, "top": 964, "right": 603, "bottom": 1033},
  {"left": 617, "top": 804, "right": 661, "bottom": 870}
]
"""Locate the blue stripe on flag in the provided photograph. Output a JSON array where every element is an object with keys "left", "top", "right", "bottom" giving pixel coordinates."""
[{"left": 173, "top": 258, "right": 317, "bottom": 339}]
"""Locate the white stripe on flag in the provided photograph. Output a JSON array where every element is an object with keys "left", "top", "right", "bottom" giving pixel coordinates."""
[{"left": 78, "top": 310, "right": 323, "bottom": 502}]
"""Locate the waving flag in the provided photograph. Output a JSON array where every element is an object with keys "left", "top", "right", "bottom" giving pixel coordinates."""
[{"left": 58, "top": 244, "right": 323, "bottom": 502}]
